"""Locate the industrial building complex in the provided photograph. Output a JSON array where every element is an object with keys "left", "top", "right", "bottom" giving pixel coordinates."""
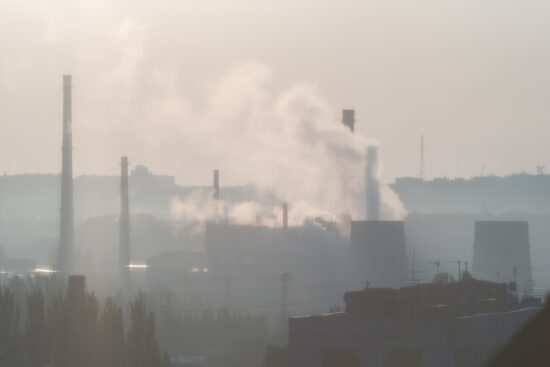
[{"left": 0, "top": 76, "right": 547, "bottom": 367}]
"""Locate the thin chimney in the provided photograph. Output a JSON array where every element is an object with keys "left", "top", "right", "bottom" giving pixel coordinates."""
[
  {"left": 58, "top": 74, "right": 74, "bottom": 275},
  {"left": 119, "top": 156, "right": 130, "bottom": 288},
  {"left": 213, "top": 169, "right": 220, "bottom": 200}
]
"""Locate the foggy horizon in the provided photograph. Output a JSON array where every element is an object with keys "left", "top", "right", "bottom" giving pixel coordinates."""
[{"left": 2, "top": 0, "right": 550, "bottom": 184}]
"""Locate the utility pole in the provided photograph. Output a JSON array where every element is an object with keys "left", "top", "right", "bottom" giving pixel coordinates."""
[
  {"left": 456, "top": 260, "right": 462, "bottom": 281},
  {"left": 410, "top": 248, "right": 421, "bottom": 284},
  {"left": 431, "top": 258, "right": 440, "bottom": 283}
]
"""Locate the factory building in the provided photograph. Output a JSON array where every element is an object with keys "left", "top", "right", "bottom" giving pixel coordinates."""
[
  {"left": 146, "top": 251, "right": 211, "bottom": 308},
  {"left": 288, "top": 278, "right": 541, "bottom": 367},
  {"left": 142, "top": 220, "right": 350, "bottom": 317}
]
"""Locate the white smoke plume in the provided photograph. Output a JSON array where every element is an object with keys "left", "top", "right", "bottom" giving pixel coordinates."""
[
  {"left": 163, "top": 61, "right": 406, "bottom": 226},
  {"left": 366, "top": 146, "right": 380, "bottom": 221},
  {"left": 69, "top": 18, "right": 407, "bottom": 227}
]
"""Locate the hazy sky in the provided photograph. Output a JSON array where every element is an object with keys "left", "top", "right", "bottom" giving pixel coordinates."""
[{"left": 2, "top": 0, "right": 550, "bottom": 184}]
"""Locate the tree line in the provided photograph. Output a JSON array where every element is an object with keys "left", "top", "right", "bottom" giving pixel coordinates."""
[
  {"left": 0, "top": 275, "right": 169, "bottom": 367},
  {"left": 151, "top": 288, "right": 271, "bottom": 367}
]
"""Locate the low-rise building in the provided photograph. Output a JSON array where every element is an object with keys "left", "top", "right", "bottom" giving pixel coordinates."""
[{"left": 288, "top": 278, "right": 541, "bottom": 367}]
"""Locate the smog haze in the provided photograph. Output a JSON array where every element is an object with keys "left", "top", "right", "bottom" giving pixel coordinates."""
[{"left": 2, "top": 0, "right": 550, "bottom": 182}]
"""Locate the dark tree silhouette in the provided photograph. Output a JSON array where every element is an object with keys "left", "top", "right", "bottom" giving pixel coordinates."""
[
  {"left": 25, "top": 287, "right": 49, "bottom": 367},
  {"left": 127, "top": 293, "right": 163, "bottom": 367},
  {"left": 50, "top": 277, "right": 99, "bottom": 367},
  {"left": 98, "top": 297, "right": 126, "bottom": 367},
  {"left": 0, "top": 286, "right": 22, "bottom": 366},
  {"left": 0, "top": 277, "right": 172, "bottom": 367}
]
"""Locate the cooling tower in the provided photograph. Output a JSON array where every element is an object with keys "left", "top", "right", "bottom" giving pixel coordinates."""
[
  {"left": 119, "top": 156, "right": 130, "bottom": 289},
  {"left": 342, "top": 109, "right": 355, "bottom": 132},
  {"left": 349, "top": 221, "right": 408, "bottom": 288},
  {"left": 58, "top": 74, "right": 74, "bottom": 275},
  {"left": 473, "top": 221, "right": 532, "bottom": 295}
]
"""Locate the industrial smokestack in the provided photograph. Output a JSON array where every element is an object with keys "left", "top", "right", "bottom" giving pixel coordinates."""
[
  {"left": 282, "top": 202, "right": 288, "bottom": 231},
  {"left": 213, "top": 169, "right": 220, "bottom": 200},
  {"left": 473, "top": 221, "right": 533, "bottom": 295},
  {"left": 119, "top": 156, "right": 130, "bottom": 289},
  {"left": 58, "top": 74, "right": 74, "bottom": 275},
  {"left": 366, "top": 146, "right": 380, "bottom": 220},
  {"left": 342, "top": 109, "right": 355, "bottom": 132},
  {"left": 349, "top": 221, "right": 408, "bottom": 288}
]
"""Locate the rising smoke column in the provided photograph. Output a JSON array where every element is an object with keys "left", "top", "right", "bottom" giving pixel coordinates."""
[
  {"left": 73, "top": 40, "right": 406, "bottom": 225},
  {"left": 163, "top": 63, "right": 405, "bottom": 226},
  {"left": 366, "top": 146, "right": 380, "bottom": 221}
]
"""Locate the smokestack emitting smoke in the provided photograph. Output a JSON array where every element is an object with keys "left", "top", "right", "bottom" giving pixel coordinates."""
[
  {"left": 366, "top": 146, "right": 380, "bottom": 221},
  {"left": 119, "top": 156, "right": 130, "bottom": 289},
  {"left": 163, "top": 64, "right": 406, "bottom": 225},
  {"left": 58, "top": 74, "right": 74, "bottom": 275},
  {"left": 342, "top": 109, "right": 355, "bottom": 132}
]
